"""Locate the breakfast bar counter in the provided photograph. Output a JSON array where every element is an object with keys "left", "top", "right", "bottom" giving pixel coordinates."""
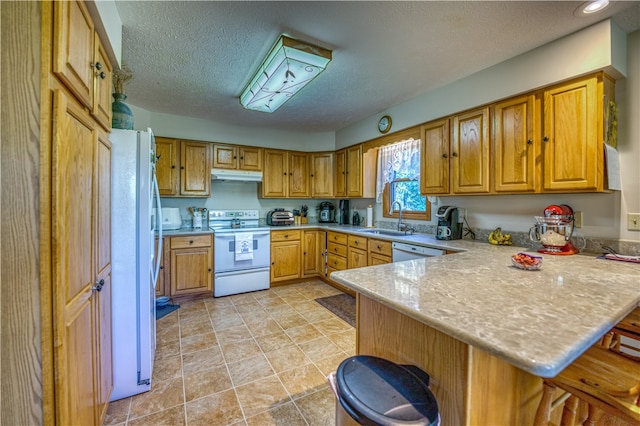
[{"left": 330, "top": 243, "right": 639, "bottom": 425}]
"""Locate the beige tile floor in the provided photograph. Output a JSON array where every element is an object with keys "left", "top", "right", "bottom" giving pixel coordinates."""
[{"left": 104, "top": 280, "right": 355, "bottom": 426}]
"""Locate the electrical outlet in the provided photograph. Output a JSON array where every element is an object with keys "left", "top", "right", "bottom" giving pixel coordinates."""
[
  {"left": 628, "top": 213, "right": 640, "bottom": 231},
  {"left": 574, "top": 211, "right": 583, "bottom": 228}
]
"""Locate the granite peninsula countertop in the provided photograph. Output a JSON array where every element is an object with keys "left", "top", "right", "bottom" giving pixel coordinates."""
[{"left": 330, "top": 242, "right": 640, "bottom": 378}]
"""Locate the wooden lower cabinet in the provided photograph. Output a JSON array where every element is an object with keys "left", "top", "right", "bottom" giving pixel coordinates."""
[
  {"left": 303, "top": 230, "right": 325, "bottom": 277},
  {"left": 51, "top": 89, "right": 113, "bottom": 424},
  {"left": 357, "top": 295, "right": 542, "bottom": 426},
  {"left": 348, "top": 235, "right": 368, "bottom": 269},
  {"left": 368, "top": 238, "right": 393, "bottom": 265},
  {"left": 271, "top": 230, "right": 302, "bottom": 282},
  {"left": 170, "top": 235, "right": 213, "bottom": 298},
  {"left": 155, "top": 236, "right": 170, "bottom": 297}
]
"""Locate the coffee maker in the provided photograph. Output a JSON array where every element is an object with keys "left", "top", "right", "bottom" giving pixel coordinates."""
[
  {"left": 338, "top": 200, "right": 350, "bottom": 225},
  {"left": 435, "top": 206, "right": 463, "bottom": 240}
]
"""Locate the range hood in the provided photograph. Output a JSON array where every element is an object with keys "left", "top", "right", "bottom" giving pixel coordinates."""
[{"left": 211, "top": 168, "right": 263, "bottom": 182}]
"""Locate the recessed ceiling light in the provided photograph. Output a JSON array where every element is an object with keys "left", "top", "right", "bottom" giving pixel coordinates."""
[{"left": 574, "top": 0, "right": 610, "bottom": 17}]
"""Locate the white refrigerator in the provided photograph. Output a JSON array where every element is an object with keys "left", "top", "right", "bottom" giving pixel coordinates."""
[{"left": 110, "top": 128, "right": 163, "bottom": 401}]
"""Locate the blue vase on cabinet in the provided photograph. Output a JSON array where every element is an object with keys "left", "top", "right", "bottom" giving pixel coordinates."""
[{"left": 112, "top": 93, "right": 134, "bottom": 130}]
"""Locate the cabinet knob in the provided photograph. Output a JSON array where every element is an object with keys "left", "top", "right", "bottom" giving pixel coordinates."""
[
  {"left": 240, "top": 156, "right": 244, "bottom": 160},
  {"left": 543, "top": 136, "right": 549, "bottom": 142},
  {"left": 234, "top": 156, "right": 237, "bottom": 159},
  {"left": 354, "top": 241, "right": 359, "bottom": 245},
  {"left": 208, "top": 268, "right": 212, "bottom": 272},
  {"left": 159, "top": 266, "right": 164, "bottom": 270},
  {"left": 442, "top": 153, "right": 448, "bottom": 158},
  {"left": 310, "top": 174, "right": 314, "bottom": 177},
  {"left": 304, "top": 251, "right": 307, "bottom": 255},
  {"left": 377, "top": 245, "right": 381, "bottom": 250},
  {"left": 91, "top": 62, "right": 102, "bottom": 70},
  {"left": 527, "top": 139, "right": 533, "bottom": 145},
  {"left": 96, "top": 71, "right": 106, "bottom": 79},
  {"left": 171, "top": 165, "right": 176, "bottom": 169},
  {"left": 92, "top": 278, "right": 105, "bottom": 292},
  {"left": 271, "top": 262, "right": 275, "bottom": 266},
  {"left": 451, "top": 152, "right": 458, "bottom": 157},
  {"left": 189, "top": 240, "right": 194, "bottom": 244},
  {"left": 181, "top": 166, "right": 185, "bottom": 169},
  {"left": 284, "top": 172, "right": 287, "bottom": 176}
]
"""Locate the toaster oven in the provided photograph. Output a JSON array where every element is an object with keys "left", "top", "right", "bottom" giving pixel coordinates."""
[{"left": 267, "top": 209, "right": 294, "bottom": 226}]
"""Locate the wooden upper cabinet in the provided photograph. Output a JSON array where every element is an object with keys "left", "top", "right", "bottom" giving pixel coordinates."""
[
  {"left": 53, "top": 0, "right": 94, "bottom": 108},
  {"left": 262, "top": 149, "right": 309, "bottom": 198},
  {"left": 91, "top": 36, "right": 113, "bottom": 131},
  {"left": 492, "top": 94, "right": 537, "bottom": 193},
  {"left": 346, "top": 145, "right": 363, "bottom": 197},
  {"left": 155, "top": 137, "right": 180, "bottom": 195},
  {"left": 334, "top": 149, "right": 347, "bottom": 198},
  {"left": 420, "top": 118, "right": 450, "bottom": 195},
  {"left": 239, "top": 146, "right": 263, "bottom": 171},
  {"left": 451, "top": 107, "right": 490, "bottom": 194},
  {"left": 289, "top": 152, "right": 310, "bottom": 198},
  {"left": 262, "top": 149, "right": 288, "bottom": 197},
  {"left": 213, "top": 144, "right": 263, "bottom": 171},
  {"left": 53, "top": 0, "right": 113, "bottom": 131},
  {"left": 542, "top": 74, "right": 604, "bottom": 192},
  {"left": 180, "top": 141, "right": 211, "bottom": 196},
  {"left": 212, "top": 144, "right": 237, "bottom": 169},
  {"left": 310, "top": 152, "right": 334, "bottom": 198}
]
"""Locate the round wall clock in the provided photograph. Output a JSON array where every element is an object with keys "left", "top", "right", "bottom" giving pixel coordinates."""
[{"left": 378, "top": 115, "right": 392, "bottom": 134}]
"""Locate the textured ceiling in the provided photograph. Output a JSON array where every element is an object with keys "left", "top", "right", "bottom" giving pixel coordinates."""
[{"left": 115, "top": 1, "right": 640, "bottom": 133}]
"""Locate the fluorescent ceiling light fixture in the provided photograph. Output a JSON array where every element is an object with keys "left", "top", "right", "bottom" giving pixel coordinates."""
[
  {"left": 240, "top": 35, "right": 332, "bottom": 113},
  {"left": 574, "top": 0, "right": 609, "bottom": 16}
]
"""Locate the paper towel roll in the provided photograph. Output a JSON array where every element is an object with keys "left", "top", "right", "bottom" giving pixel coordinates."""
[{"left": 366, "top": 205, "right": 373, "bottom": 228}]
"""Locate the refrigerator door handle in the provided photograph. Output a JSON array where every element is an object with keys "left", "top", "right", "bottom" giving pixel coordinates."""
[{"left": 151, "top": 173, "right": 163, "bottom": 288}]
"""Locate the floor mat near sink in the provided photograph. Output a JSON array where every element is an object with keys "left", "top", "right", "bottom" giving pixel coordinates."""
[{"left": 314, "top": 293, "right": 355, "bottom": 327}]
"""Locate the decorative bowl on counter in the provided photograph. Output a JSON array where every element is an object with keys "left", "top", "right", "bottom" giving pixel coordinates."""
[{"left": 511, "top": 253, "right": 543, "bottom": 271}]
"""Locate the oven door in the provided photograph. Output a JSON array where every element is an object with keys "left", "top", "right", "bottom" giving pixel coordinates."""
[{"left": 214, "top": 230, "right": 270, "bottom": 273}]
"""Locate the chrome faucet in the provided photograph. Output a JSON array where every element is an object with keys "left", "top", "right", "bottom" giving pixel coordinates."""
[{"left": 391, "top": 200, "right": 406, "bottom": 232}]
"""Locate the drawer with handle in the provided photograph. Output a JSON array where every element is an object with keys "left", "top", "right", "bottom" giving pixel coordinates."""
[
  {"left": 271, "top": 229, "right": 301, "bottom": 242},
  {"left": 170, "top": 234, "right": 212, "bottom": 249}
]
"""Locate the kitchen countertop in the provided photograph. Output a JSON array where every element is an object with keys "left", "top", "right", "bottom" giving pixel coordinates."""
[
  {"left": 160, "top": 224, "right": 638, "bottom": 377},
  {"left": 331, "top": 242, "right": 640, "bottom": 378}
]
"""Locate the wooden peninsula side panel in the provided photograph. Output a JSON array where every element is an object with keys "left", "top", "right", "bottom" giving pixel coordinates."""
[{"left": 356, "top": 294, "right": 544, "bottom": 426}]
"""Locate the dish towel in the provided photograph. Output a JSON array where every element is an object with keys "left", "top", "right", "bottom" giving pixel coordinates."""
[{"left": 235, "top": 233, "right": 253, "bottom": 261}]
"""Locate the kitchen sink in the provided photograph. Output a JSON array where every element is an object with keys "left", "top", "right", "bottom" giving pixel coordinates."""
[{"left": 359, "top": 229, "right": 408, "bottom": 236}]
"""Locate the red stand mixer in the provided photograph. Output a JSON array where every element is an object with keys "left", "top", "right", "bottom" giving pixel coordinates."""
[{"left": 529, "top": 204, "right": 579, "bottom": 255}]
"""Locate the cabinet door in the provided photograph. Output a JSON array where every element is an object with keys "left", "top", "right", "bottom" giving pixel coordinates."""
[
  {"left": 271, "top": 240, "right": 301, "bottom": 282},
  {"left": 155, "top": 237, "right": 167, "bottom": 297},
  {"left": 451, "top": 107, "right": 490, "bottom": 194},
  {"left": 212, "top": 144, "right": 237, "bottom": 169},
  {"left": 94, "top": 131, "right": 113, "bottom": 422},
  {"left": 171, "top": 247, "right": 213, "bottom": 296},
  {"left": 346, "top": 145, "right": 363, "bottom": 197},
  {"left": 91, "top": 36, "right": 112, "bottom": 131},
  {"left": 348, "top": 247, "right": 368, "bottom": 269},
  {"left": 310, "top": 152, "right": 334, "bottom": 198},
  {"left": 53, "top": 0, "right": 94, "bottom": 108},
  {"left": 334, "top": 149, "right": 347, "bottom": 198},
  {"left": 155, "top": 137, "right": 179, "bottom": 195},
  {"left": 289, "top": 152, "right": 310, "bottom": 198},
  {"left": 302, "top": 231, "right": 319, "bottom": 277},
  {"left": 51, "top": 90, "right": 97, "bottom": 425},
  {"left": 239, "top": 146, "right": 263, "bottom": 171},
  {"left": 180, "top": 140, "right": 211, "bottom": 196},
  {"left": 262, "top": 149, "right": 288, "bottom": 197},
  {"left": 543, "top": 76, "right": 601, "bottom": 191},
  {"left": 493, "top": 95, "right": 537, "bottom": 193},
  {"left": 420, "top": 119, "right": 450, "bottom": 195}
]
